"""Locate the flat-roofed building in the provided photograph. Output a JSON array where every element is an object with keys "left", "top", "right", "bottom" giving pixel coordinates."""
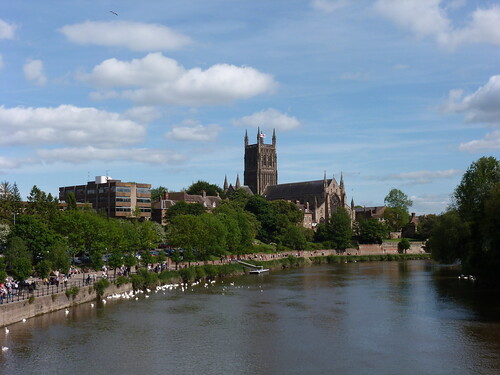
[{"left": 59, "top": 176, "right": 151, "bottom": 219}]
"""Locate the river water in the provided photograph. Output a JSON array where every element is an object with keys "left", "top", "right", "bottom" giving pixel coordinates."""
[{"left": 1, "top": 261, "right": 500, "bottom": 375}]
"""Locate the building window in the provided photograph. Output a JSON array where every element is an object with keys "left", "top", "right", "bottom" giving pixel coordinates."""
[
  {"left": 137, "top": 188, "right": 150, "bottom": 195},
  {"left": 140, "top": 208, "right": 151, "bottom": 212},
  {"left": 114, "top": 187, "right": 131, "bottom": 193},
  {"left": 136, "top": 198, "right": 151, "bottom": 203},
  {"left": 115, "top": 196, "right": 131, "bottom": 202},
  {"left": 87, "top": 189, "right": 95, "bottom": 194},
  {"left": 115, "top": 207, "right": 131, "bottom": 212}
]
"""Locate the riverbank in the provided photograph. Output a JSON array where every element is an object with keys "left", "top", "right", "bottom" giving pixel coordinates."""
[{"left": 0, "top": 252, "right": 431, "bottom": 328}]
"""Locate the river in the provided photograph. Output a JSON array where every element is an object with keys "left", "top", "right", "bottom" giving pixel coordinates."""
[{"left": 1, "top": 260, "right": 500, "bottom": 375}]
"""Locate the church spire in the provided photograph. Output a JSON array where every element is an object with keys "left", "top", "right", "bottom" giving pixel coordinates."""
[
  {"left": 340, "top": 172, "right": 345, "bottom": 191},
  {"left": 235, "top": 174, "right": 241, "bottom": 189},
  {"left": 351, "top": 197, "right": 354, "bottom": 209},
  {"left": 223, "top": 175, "right": 228, "bottom": 191},
  {"left": 244, "top": 129, "right": 248, "bottom": 146},
  {"left": 323, "top": 170, "right": 327, "bottom": 189},
  {"left": 272, "top": 128, "right": 276, "bottom": 146},
  {"left": 257, "top": 127, "right": 261, "bottom": 143}
]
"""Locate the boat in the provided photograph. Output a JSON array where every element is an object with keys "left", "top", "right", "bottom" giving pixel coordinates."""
[{"left": 249, "top": 267, "right": 269, "bottom": 274}]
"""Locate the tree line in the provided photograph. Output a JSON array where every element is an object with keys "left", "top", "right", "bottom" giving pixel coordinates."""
[{"left": 427, "top": 156, "right": 499, "bottom": 283}]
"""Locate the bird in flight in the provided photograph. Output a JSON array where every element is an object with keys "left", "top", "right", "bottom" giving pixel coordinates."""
[{"left": 110, "top": 10, "right": 118, "bottom": 16}]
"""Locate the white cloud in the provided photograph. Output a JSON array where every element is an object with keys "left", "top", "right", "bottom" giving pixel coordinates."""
[
  {"left": 37, "top": 146, "right": 186, "bottom": 165},
  {"left": 165, "top": 119, "right": 222, "bottom": 142},
  {"left": 59, "top": 21, "right": 192, "bottom": 51},
  {"left": 124, "top": 106, "right": 161, "bottom": 123},
  {"left": 232, "top": 108, "right": 301, "bottom": 131},
  {"left": 23, "top": 59, "right": 47, "bottom": 86},
  {"left": 0, "top": 156, "right": 21, "bottom": 170},
  {"left": 311, "top": 0, "right": 348, "bottom": 13},
  {"left": 386, "top": 169, "right": 462, "bottom": 184},
  {"left": 0, "top": 19, "right": 15, "bottom": 39},
  {"left": 450, "top": 7, "right": 500, "bottom": 47},
  {"left": 375, "top": 0, "right": 500, "bottom": 48},
  {"left": 83, "top": 52, "right": 277, "bottom": 106},
  {"left": 459, "top": 130, "right": 500, "bottom": 153},
  {"left": 375, "top": 0, "right": 450, "bottom": 42},
  {"left": 443, "top": 75, "right": 500, "bottom": 125},
  {"left": 0, "top": 105, "right": 145, "bottom": 147},
  {"left": 410, "top": 193, "right": 451, "bottom": 214},
  {"left": 370, "top": 169, "right": 462, "bottom": 184}
]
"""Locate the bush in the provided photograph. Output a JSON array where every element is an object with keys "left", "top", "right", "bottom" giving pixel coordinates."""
[
  {"left": 158, "top": 270, "right": 180, "bottom": 283},
  {"left": 65, "top": 286, "right": 80, "bottom": 299},
  {"left": 29, "top": 295, "right": 35, "bottom": 304},
  {"left": 203, "top": 264, "right": 218, "bottom": 279},
  {"left": 179, "top": 267, "right": 196, "bottom": 283},
  {"left": 94, "top": 278, "right": 110, "bottom": 297},
  {"left": 115, "top": 276, "right": 130, "bottom": 287},
  {"left": 194, "top": 266, "right": 206, "bottom": 281}
]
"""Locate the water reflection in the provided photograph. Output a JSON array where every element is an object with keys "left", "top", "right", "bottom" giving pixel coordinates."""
[{"left": 1, "top": 261, "right": 500, "bottom": 375}]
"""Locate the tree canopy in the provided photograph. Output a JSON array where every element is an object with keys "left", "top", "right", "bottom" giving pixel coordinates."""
[
  {"left": 186, "top": 180, "right": 224, "bottom": 197},
  {"left": 384, "top": 189, "right": 413, "bottom": 211},
  {"left": 429, "top": 156, "right": 500, "bottom": 282}
]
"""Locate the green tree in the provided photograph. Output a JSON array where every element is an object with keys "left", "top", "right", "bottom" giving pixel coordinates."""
[
  {"left": 329, "top": 208, "right": 353, "bottom": 252},
  {"left": 186, "top": 180, "right": 224, "bottom": 197},
  {"left": 25, "top": 185, "right": 59, "bottom": 222},
  {"left": 0, "top": 223, "right": 10, "bottom": 247},
  {"left": 150, "top": 186, "right": 168, "bottom": 203},
  {"left": 0, "top": 258, "right": 7, "bottom": 282},
  {"left": 66, "top": 192, "right": 77, "bottom": 210},
  {"left": 280, "top": 225, "right": 307, "bottom": 250},
  {"left": 384, "top": 189, "right": 413, "bottom": 211},
  {"left": 227, "top": 188, "right": 251, "bottom": 209},
  {"left": 10, "top": 216, "right": 60, "bottom": 263},
  {"left": 357, "top": 218, "right": 387, "bottom": 244},
  {"left": 415, "top": 214, "right": 437, "bottom": 240},
  {"left": 245, "top": 195, "right": 278, "bottom": 242},
  {"left": 47, "top": 241, "right": 71, "bottom": 274},
  {"left": 35, "top": 260, "right": 53, "bottom": 279},
  {"left": 453, "top": 156, "right": 499, "bottom": 224},
  {"left": 12, "top": 257, "right": 32, "bottom": 280},
  {"left": 428, "top": 210, "right": 471, "bottom": 264},
  {"left": 383, "top": 207, "right": 409, "bottom": 232},
  {"left": 165, "top": 201, "right": 205, "bottom": 222},
  {"left": 4, "top": 236, "right": 31, "bottom": 269},
  {"left": 197, "top": 213, "right": 228, "bottom": 259},
  {"left": 167, "top": 215, "right": 202, "bottom": 257},
  {"left": 398, "top": 238, "right": 411, "bottom": 254}
]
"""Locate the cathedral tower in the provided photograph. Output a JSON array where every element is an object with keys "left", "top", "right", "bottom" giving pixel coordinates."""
[{"left": 244, "top": 128, "right": 278, "bottom": 195}]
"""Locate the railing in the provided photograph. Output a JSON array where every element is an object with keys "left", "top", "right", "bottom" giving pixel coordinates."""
[{"left": 0, "top": 274, "right": 117, "bottom": 305}]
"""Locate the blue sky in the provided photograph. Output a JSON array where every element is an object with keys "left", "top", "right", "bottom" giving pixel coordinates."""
[{"left": 1, "top": 0, "right": 499, "bottom": 214}]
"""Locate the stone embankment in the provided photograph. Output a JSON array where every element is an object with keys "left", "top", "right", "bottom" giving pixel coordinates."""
[{"left": 0, "top": 282, "right": 132, "bottom": 328}]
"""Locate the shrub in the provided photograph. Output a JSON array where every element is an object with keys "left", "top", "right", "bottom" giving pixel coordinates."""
[
  {"left": 194, "top": 266, "right": 206, "bottom": 281},
  {"left": 65, "top": 286, "right": 80, "bottom": 299},
  {"left": 179, "top": 267, "right": 196, "bottom": 283},
  {"left": 116, "top": 276, "right": 130, "bottom": 287},
  {"left": 203, "top": 264, "right": 218, "bottom": 279},
  {"left": 94, "top": 278, "right": 110, "bottom": 297},
  {"left": 28, "top": 295, "right": 35, "bottom": 304}
]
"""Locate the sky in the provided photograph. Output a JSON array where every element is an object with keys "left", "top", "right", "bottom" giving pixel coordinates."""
[{"left": 1, "top": 0, "right": 499, "bottom": 214}]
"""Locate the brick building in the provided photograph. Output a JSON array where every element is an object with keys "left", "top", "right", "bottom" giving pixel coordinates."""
[{"left": 59, "top": 176, "right": 151, "bottom": 219}]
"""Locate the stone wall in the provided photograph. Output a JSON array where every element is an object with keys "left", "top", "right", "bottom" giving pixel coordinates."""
[{"left": 0, "top": 282, "right": 132, "bottom": 328}]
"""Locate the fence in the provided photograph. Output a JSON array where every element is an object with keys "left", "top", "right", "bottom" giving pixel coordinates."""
[{"left": 0, "top": 274, "right": 117, "bottom": 305}]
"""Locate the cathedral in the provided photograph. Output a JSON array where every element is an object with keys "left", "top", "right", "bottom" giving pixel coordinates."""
[{"left": 224, "top": 129, "right": 355, "bottom": 228}]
